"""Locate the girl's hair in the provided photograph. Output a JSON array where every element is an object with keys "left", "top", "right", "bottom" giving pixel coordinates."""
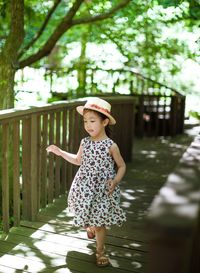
[{"left": 83, "top": 109, "right": 112, "bottom": 137}]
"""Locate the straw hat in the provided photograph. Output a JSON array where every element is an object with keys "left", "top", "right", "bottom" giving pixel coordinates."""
[{"left": 76, "top": 97, "right": 116, "bottom": 125}]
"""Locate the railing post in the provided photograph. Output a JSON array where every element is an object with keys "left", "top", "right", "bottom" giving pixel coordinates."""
[
  {"left": 61, "top": 109, "right": 67, "bottom": 193},
  {"left": 170, "top": 96, "right": 177, "bottom": 136},
  {"left": 40, "top": 114, "right": 48, "bottom": 207},
  {"left": 179, "top": 96, "right": 185, "bottom": 134},
  {"left": 22, "top": 114, "right": 38, "bottom": 221},
  {"left": 22, "top": 118, "right": 31, "bottom": 220},
  {"left": 13, "top": 120, "right": 20, "bottom": 226},
  {"left": 2, "top": 123, "right": 9, "bottom": 232},
  {"left": 55, "top": 111, "right": 61, "bottom": 197},
  {"left": 30, "top": 114, "right": 38, "bottom": 221},
  {"left": 48, "top": 112, "right": 55, "bottom": 203},
  {"left": 136, "top": 95, "right": 145, "bottom": 137}
]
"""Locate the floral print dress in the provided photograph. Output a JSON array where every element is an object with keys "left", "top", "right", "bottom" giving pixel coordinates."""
[{"left": 68, "top": 137, "right": 126, "bottom": 227}]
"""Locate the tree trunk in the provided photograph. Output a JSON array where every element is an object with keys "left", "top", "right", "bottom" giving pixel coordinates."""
[
  {"left": 77, "top": 31, "right": 89, "bottom": 96},
  {"left": 0, "top": 0, "right": 24, "bottom": 110},
  {"left": 0, "top": 0, "right": 24, "bottom": 219},
  {"left": 0, "top": 60, "right": 15, "bottom": 109}
]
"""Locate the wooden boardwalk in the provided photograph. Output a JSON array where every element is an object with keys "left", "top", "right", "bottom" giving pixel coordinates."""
[{"left": 0, "top": 131, "right": 195, "bottom": 273}]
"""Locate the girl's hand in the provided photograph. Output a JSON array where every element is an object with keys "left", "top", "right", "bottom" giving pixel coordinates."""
[
  {"left": 107, "top": 179, "right": 118, "bottom": 196},
  {"left": 46, "top": 145, "right": 62, "bottom": 156}
]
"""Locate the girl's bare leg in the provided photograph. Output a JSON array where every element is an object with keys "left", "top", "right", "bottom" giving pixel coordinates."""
[
  {"left": 95, "top": 226, "right": 106, "bottom": 251},
  {"left": 94, "top": 226, "right": 109, "bottom": 266}
]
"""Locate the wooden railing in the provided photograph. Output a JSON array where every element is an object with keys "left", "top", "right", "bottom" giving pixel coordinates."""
[
  {"left": 48, "top": 67, "right": 186, "bottom": 137},
  {"left": 47, "top": 67, "right": 182, "bottom": 97},
  {"left": 146, "top": 134, "right": 200, "bottom": 273},
  {"left": 0, "top": 96, "right": 135, "bottom": 233},
  {"left": 135, "top": 94, "right": 185, "bottom": 137}
]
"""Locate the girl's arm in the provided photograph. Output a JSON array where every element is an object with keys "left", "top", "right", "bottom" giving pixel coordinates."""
[
  {"left": 46, "top": 142, "right": 83, "bottom": 166},
  {"left": 107, "top": 143, "right": 126, "bottom": 195}
]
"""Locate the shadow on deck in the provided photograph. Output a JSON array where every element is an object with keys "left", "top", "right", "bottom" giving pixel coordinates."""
[{"left": 0, "top": 126, "right": 197, "bottom": 273}]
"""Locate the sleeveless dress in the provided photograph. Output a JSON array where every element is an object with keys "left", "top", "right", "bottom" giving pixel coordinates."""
[{"left": 67, "top": 137, "right": 126, "bottom": 227}]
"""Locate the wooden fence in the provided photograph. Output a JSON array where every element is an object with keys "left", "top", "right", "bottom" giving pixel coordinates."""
[
  {"left": 135, "top": 94, "right": 185, "bottom": 137},
  {"left": 146, "top": 134, "right": 200, "bottom": 273},
  {"left": 49, "top": 67, "right": 186, "bottom": 137},
  {"left": 0, "top": 96, "right": 135, "bottom": 233}
]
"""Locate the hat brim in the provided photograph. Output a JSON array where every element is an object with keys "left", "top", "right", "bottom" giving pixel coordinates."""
[{"left": 76, "top": 105, "right": 116, "bottom": 125}]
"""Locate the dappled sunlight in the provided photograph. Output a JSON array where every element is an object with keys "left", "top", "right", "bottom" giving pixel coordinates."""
[
  {"left": 131, "top": 261, "right": 142, "bottom": 269},
  {"left": 141, "top": 150, "right": 157, "bottom": 159},
  {"left": 32, "top": 232, "right": 93, "bottom": 252},
  {"left": 174, "top": 204, "right": 199, "bottom": 220},
  {"left": 120, "top": 186, "right": 150, "bottom": 219},
  {"left": 0, "top": 132, "right": 197, "bottom": 272},
  {"left": 159, "top": 187, "right": 188, "bottom": 204},
  {"left": 121, "top": 191, "right": 136, "bottom": 200},
  {"left": 107, "top": 245, "right": 144, "bottom": 271},
  {"left": 0, "top": 220, "right": 94, "bottom": 272},
  {"left": 169, "top": 143, "right": 185, "bottom": 149},
  {"left": 130, "top": 242, "right": 142, "bottom": 248},
  {"left": 121, "top": 201, "right": 132, "bottom": 208},
  {"left": 119, "top": 183, "right": 154, "bottom": 229},
  {"left": 181, "top": 145, "right": 200, "bottom": 164},
  {"left": 56, "top": 208, "right": 72, "bottom": 219},
  {"left": 0, "top": 252, "right": 45, "bottom": 272},
  {"left": 114, "top": 253, "right": 143, "bottom": 270},
  {"left": 109, "top": 258, "right": 120, "bottom": 267}
]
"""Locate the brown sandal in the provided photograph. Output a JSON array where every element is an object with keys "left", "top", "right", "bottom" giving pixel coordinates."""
[
  {"left": 96, "top": 250, "right": 110, "bottom": 267},
  {"left": 86, "top": 227, "right": 95, "bottom": 239}
]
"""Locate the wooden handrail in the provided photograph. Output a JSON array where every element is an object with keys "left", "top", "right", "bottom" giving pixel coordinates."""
[
  {"left": 146, "top": 134, "right": 200, "bottom": 273},
  {"left": 0, "top": 96, "right": 136, "bottom": 233}
]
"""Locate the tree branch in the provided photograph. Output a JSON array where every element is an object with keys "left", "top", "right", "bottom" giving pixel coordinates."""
[
  {"left": 18, "top": 0, "right": 130, "bottom": 69},
  {"left": 18, "top": 0, "right": 62, "bottom": 58},
  {"left": 102, "top": 25, "right": 130, "bottom": 60},
  {"left": 19, "top": 0, "right": 84, "bottom": 69},
  {"left": 71, "top": 0, "right": 131, "bottom": 26}
]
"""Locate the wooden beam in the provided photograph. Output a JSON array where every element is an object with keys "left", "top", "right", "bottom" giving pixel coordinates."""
[
  {"left": 13, "top": 120, "right": 20, "bottom": 226},
  {"left": 30, "top": 114, "right": 38, "bottom": 221},
  {"left": 2, "top": 123, "right": 9, "bottom": 232}
]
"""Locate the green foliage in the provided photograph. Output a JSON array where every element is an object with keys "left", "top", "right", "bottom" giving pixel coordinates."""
[
  {"left": 189, "top": 110, "right": 200, "bottom": 121},
  {"left": 189, "top": 0, "right": 200, "bottom": 19},
  {"left": 0, "top": 0, "right": 10, "bottom": 47},
  {"left": 39, "top": 0, "right": 199, "bottom": 97},
  {"left": 0, "top": 0, "right": 199, "bottom": 101},
  {"left": 157, "top": 0, "right": 184, "bottom": 7},
  {"left": 0, "top": 0, "right": 7, "bottom": 18},
  {"left": 157, "top": 0, "right": 200, "bottom": 19},
  {"left": 79, "top": 1, "right": 197, "bottom": 85}
]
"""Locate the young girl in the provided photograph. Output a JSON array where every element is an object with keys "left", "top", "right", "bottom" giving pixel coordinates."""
[{"left": 46, "top": 97, "right": 126, "bottom": 267}]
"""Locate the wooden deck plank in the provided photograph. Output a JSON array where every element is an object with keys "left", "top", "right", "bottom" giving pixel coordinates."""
[
  {"left": 1, "top": 228, "right": 145, "bottom": 272},
  {"left": 0, "top": 240, "right": 85, "bottom": 273},
  {"left": 20, "top": 221, "right": 148, "bottom": 252},
  {"left": 0, "top": 134, "right": 194, "bottom": 273},
  {"left": 0, "top": 264, "right": 25, "bottom": 273},
  {"left": 0, "top": 236, "right": 143, "bottom": 273},
  {"left": 0, "top": 252, "right": 46, "bottom": 272}
]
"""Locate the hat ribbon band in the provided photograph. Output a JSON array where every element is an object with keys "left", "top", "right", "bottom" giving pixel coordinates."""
[{"left": 87, "top": 104, "right": 110, "bottom": 115}]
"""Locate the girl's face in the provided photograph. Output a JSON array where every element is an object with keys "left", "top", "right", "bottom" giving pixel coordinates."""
[{"left": 83, "top": 110, "right": 109, "bottom": 139}]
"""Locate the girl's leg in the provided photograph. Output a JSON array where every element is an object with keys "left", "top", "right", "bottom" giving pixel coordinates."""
[
  {"left": 86, "top": 226, "right": 95, "bottom": 239},
  {"left": 94, "top": 226, "right": 109, "bottom": 266}
]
